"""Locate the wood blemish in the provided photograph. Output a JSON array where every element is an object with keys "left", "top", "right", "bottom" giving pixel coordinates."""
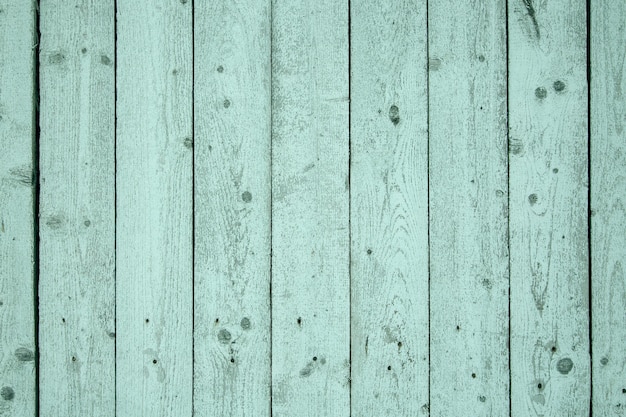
[
  {"left": 535, "top": 87, "right": 547, "bottom": 99},
  {"left": 49, "top": 52, "right": 65, "bottom": 64},
  {"left": 553, "top": 80, "right": 566, "bottom": 92},
  {"left": 100, "top": 55, "right": 112, "bottom": 66},
  {"left": 509, "top": 138, "right": 524, "bottom": 155},
  {"left": 556, "top": 357, "right": 574, "bottom": 374},
  {"left": 0, "top": 386, "right": 14, "bottom": 401},
  {"left": 14, "top": 347, "right": 34, "bottom": 362},
  {"left": 9, "top": 166, "right": 33, "bottom": 186},
  {"left": 46, "top": 214, "right": 65, "bottom": 229},
  {"left": 389, "top": 105, "right": 400, "bottom": 125},
  {"left": 299, "top": 361, "right": 315, "bottom": 377},
  {"left": 217, "top": 329, "right": 232, "bottom": 344},
  {"left": 240, "top": 317, "right": 251, "bottom": 330},
  {"left": 522, "top": 0, "right": 540, "bottom": 39},
  {"left": 241, "top": 191, "right": 252, "bottom": 203},
  {"left": 429, "top": 58, "right": 442, "bottom": 71}
]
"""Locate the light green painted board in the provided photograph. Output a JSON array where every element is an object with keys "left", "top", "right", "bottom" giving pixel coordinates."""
[
  {"left": 0, "top": 1, "right": 36, "bottom": 414},
  {"left": 428, "top": 0, "right": 510, "bottom": 415},
  {"left": 271, "top": 1, "right": 350, "bottom": 416},
  {"left": 350, "top": 0, "right": 429, "bottom": 415},
  {"left": 38, "top": 1, "right": 115, "bottom": 415},
  {"left": 193, "top": 1, "right": 271, "bottom": 416},
  {"left": 116, "top": 1, "right": 192, "bottom": 415},
  {"left": 591, "top": 1, "right": 626, "bottom": 415},
  {"left": 508, "top": 0, "right": 590, "bottom": 415}
]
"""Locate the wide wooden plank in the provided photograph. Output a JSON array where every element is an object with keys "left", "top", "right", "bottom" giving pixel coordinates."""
[
  {"left": 508, "top": 0, "right": 590, "bottom": 415},
  {"left": 0, "top": 1, "right": 36, "bottom": 415},
  {"left": 590, "top": 2, "right": 626, "bottom": 415},
  {"left": 116, "top": 1, "right": 192, "bottom": 415},
  {"left": 350, "top": 0, "right": 429, "bottom": 415},
  {"left": 271, "top": 1, "right": 350, "bottom": 416},
  {"left": 428, "top": 0, "right": 509, "bottom": 415},
  {"left": 193, "top": 1, "right": 271, "bottom": 416},
  {"left": 38, "top": 1, "right": 115, "bottom": 415}
]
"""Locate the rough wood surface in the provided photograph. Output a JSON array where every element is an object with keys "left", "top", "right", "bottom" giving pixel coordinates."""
[
  {"left": 508, "top": 0, "right": 590, "bottom": 415},
  {"left": 38, "top": 1, "right": 115, "bottom": 415},
  {"left": 428, "top": 0, "right": 510, "bottom": 415},
  {"left": 591, "top": 1, "right": 626, "bottom": 415},
  {"left": 193, "top": 1, "right": 272, "bottom": 416},
  {"left": 350, "top": 0, "right": 429, "bottom": 415},
  {"left": 115, "top": 1, "right": 192, "bottom": 415},
  {"left": 271, "top": 1, "right": 350, "bottom": 416},
  {"left": 0, "top": 1, "right": 36, "bottom": 415}
]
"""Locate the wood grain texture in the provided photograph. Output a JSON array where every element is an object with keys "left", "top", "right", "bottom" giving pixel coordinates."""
[
  {"left": 428, "top": 0, "right": 510, "bottom": 415},
  {"left": 0, "top": 1, "right": 36, "bottom": 415},
  {"left": 350, "top": 0, "right": 429, "bottom": 415},
  {"left": 38, "top": 1, "right": 115, "bottom": 415},
  {"left": 116, "top": 1, "right": 192, "bottom": 415},
  {"left": 508, "top": 0, "right": 590, "bottom": 415},
  {"left": 271, "top": 1, "right": 350, "bottom": 416},
  {"left": 193, "top": 1, "right": 271, "bottom": 416},
  {"left": 591, "top": 1, "right": 626, "bottom": 415}
]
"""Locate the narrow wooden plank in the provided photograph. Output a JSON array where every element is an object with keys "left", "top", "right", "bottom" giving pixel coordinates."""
[
  {"left": 271, "top": 1, "right": 349, "bottom": 416},
  {"left": 350, "top": 1, "right": 429, "bottom": 415},
  {"left": 0, "top": 1, "right": 36, "bottom": 415},
  {"left": 38, "top": 1, "right": 115, "bottom": 415},
  {"left": 508, "top": 0, "right": 590, "bottom": 415},
  {"left": 193, "top": 1, "right": 271, "bottom": 416},
  {"left": 428, "top": 0, "right": 509, "bottom": 414},
  {"left": 591, "top": 2, "right": 626, "bottom": 415},
  {"left": 116, "top": 1, "right": 192, "bottom": 415}
]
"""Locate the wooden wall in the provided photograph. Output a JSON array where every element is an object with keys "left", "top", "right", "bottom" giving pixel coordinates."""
[{"left": 0, "top": 0, "right": 624, "bottom": 416}]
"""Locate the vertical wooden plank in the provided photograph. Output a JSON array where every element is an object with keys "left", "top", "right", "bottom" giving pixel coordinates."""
[
  {"left": 429, "top": 0, "right": 509, "bottom": 415},
  {"left": 591, "top": 1, "right": 626, "bottom": 415},
  {"left": 271, "top": 1, "right": 349, "bottom": 416},
  {"left": 0, "top": 1, "right": 36, "bottom": 415},
  {"left": 116, "top": 1, "right": 192, "bottom": 415},
  {"left": 39, "top": 1, "right": 115, "bottom": 415},
  {"left": 508, "top": 0, "right": 590, "bottom": 415},
  {"left": 193, "top": 1, "right": 271, "bottom": 416},
  {"left": 350, "top": 0, "right": 429, "bottom": 415}
]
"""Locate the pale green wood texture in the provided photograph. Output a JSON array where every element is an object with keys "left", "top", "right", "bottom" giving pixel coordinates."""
[
  {"left": 508, "top": 0, "right": 590, "bottom": 415},
  {"left": 116, "top": 1, "right": 192, "bottom": 416},
  {"left": 271, "top": 1, "right": 350, "bottom": 416},
  {"left": 591, "top": 1, "right": 626, "bottom": 415},
  {"left": 350, "top": 0, "right": 429, "bottom": 415},
  {"left": 193, "top": 1, "right": 271, "bottom": 416},
  {"left": 0, "top": 1, "right": 36, "bottom": 415},
  {"left": 429, "top": 0, "right": 510, "bottom": 415},
  {"left": 39, "top": 1, "right": 115, "bottom": 416}
]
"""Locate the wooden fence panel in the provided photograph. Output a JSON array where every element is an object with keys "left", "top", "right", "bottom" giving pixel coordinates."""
[
  {"left": 271, "top": 1, "right": 350, "bottom": 415},
  {"left": 193, "top": 1, "right": 272, "bottom": 416},
  {"left": 429, "top": 0, "right": 510, "bottom": 415},
  {"left": 350, "top": 0, "right": 430, "bottom": 415},
  {"left": 0, "top": 1, "right": 37, "bottom": 415},
  {"left": 116, "top": 1, "right": 192, "bottom": 415},
  {"left": 508, "top": 0, "right": 590, "bottom": 415},
  {"left": 39, "top": 1, "right": 115, "bottom": 415},
  {"left": 591, "top": 1, "right": 626, "bottom": 415}
]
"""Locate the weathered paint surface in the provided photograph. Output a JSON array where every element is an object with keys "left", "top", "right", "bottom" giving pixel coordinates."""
[
  {"left": 591, "top": 1, "right": 626, "bottom": 416},
  {"left": 115, "top": 1, "right": 193, "bottom": 416},
  {"left": 38, "top": 1, "right": 115, "bottom": 416},
  {"left": 193, "top": 0, "right": 272, "bottom": 416},
  {"left": 508, "top": 0, "right": 591, "bottom": 415},
  {"left": 271, "top": 1, "right": 350, "bottom": 416},
  {"left": 350, "top": 0, "right": 429, "bottom": 415},
  {"left": 2, "top": 1, "right": 624, "bottom": 416},
  {"left": 0, "top": 2, "right": 36, "bottom": 416},
  {"left": 429, "top": 0, "right": 510, "bottom": 415}
]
